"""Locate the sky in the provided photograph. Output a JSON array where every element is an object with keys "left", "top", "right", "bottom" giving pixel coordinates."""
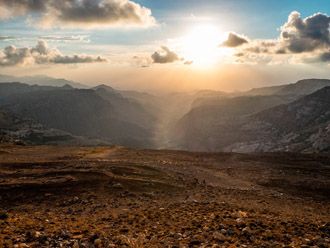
[{"left": 1, "top": 0, "right": 330, "bottom": 92}]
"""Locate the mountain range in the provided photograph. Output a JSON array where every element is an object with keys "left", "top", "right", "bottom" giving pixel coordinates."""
[
  {"left": 0, "top": 82, "right": 155, "bottom": 147},
  {"left": 173, "top": 86, "right": 330, "bottom": 153},
  {"left": 0, "top": 74, "right": 88, "bottom": 89},
  {"left": 0, "top": 76, "right": 329, "bottom": 153}
]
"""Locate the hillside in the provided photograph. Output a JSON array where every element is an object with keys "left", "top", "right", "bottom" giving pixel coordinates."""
[
  {"left": 0, "top": 107, "right": 109, "bottom": 146},
  {"left": 94, "top": 85, "right": 156, "bottom": 131},
  {"left": 173, "top": 87, "right": 330, "bottom": 153},
  {"left": 242, "top": 86, "right": 330, "bottom": 152},
  {"left": 171, "top": 95, "right": 293, "bottom": 151},
  {"left": 0, "top": 83, "right": 155, "bottom": 148}
]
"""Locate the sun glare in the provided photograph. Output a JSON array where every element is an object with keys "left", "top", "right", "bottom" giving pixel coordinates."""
[{"left": 180, "top": 24, "right": 226, "bottom": 67}]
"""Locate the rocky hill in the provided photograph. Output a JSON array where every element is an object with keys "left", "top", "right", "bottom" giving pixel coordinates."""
[
  {"left": 0, "top": 107, "right": 109, "bottom": 146},
  {"left": 0, "top": 83, "right": 155, "bottom": 148},
  {"left": 171, "top": 95, "right": 294, "bottom": 151},
  {"left": 173, "top": 87, "right": 330, "bottom": 153}
]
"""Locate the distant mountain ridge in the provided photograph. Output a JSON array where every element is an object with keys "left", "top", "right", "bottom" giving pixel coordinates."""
[
  {"left": 173, "top": 86, "right": 330, "bottom": 153},
  {"left": 0, "top": 83, "right": 155, "bottom": 148},
  {"left": 245, "top": 79, "right": 330, "bottom": 96},
  {"left": 0, "top": 77, "right": 330, "bottom": 153},
  {"left": 0, "top": 74, "right": 88, "bottom": 89}
]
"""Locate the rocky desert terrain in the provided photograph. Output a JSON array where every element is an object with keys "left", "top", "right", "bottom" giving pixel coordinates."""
[{"left": 0, "top": 145, "right": 329, "bottom": 247}]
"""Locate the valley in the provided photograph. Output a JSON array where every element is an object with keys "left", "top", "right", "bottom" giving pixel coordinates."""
[{"left": 0, "top": 76, "right": 330, "bottom": 153}]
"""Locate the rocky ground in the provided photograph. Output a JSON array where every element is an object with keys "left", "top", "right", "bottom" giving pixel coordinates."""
[{"left": 0, "top": 145, "right": 329, "bottom": 247}]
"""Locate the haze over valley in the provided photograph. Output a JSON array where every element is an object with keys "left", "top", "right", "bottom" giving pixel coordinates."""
[{"left": 1, "top": 75, "right": 330, "bottom": 154}]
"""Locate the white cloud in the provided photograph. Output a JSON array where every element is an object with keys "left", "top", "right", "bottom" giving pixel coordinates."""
[
  {"left": 231, "top": 11, "right": 330, "bottom": 65},
  {"left": 0, "top": 0, "right": 156, "bottom": 28},
  {"left": 222, "top": 32, "right": 248, "bottom": 47},
  {"left": 0, "top": 40, "right": 107, "bottom": 66},
  {"left": 151, "top": 46, "right": 181, "bottom": 64}
]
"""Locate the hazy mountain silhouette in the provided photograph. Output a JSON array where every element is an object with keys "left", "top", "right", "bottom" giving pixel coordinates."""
[
  {"left": 245, "top": 79, "right": 330, "bottom": 96},
  {"left": 0, "top": 107, "right": 109, "bottom": 145},
  {"left": 0, "top": 78, "right": 330, "bottom": 152},
  {"left": 0, "top": 83, "right": 155, "bottom": 148},
  {"left": 173, "top": 86, "right": 330, "bottom": 153},
  {"left": 0, "top": 74, "right": 88, "bottom": 89},
  {"left": 93, "top": 85, "right": 157, "bottom": 131}
]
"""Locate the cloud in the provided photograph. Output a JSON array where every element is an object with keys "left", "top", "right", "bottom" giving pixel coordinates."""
[
  {"left": 38, "top": 35, "right": 90, "bottom": 43},
  {"left": 229, "top": 11, "right": 330, "bottom": 65},
  {"left": 303, "top": 51, "right": 330, "bottom": 63},
  {"left": 319, "top": 51, "right": 330, "bottom": 62},
  {"left": 245, "top": 40, "right": 278, "bottom": 53},
  {"left": 0, "top": 0, "right": 156, "bottom": 28},
  {"left": 184, "top": 60, "right": 193, "bottom": 65},
  {"left": 280, "top": 11, "right": 330, "bottom": 53},
  {"left": 0, "top": 40, "right": 107, "bottom": 66},
  {"left": 238, "top": 12, "right": 330, "bottom": 55},
  {"left": 132, "top": 55, "right": 152, "bottom": 67},
  {"left": 151, "top": 46, "right": 180, "bottom": 64},
  {"left": 222, "top": 32, "right": 248, "bottom": 47},
  {"left": 0, "top": 36, "right": 16, "bottom": 41}
]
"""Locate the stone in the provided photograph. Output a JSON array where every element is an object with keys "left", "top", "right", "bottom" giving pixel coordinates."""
[
  {"left": 0, "top": 212, "right": 9, "bottom": 220},
  {"left": 238, "top": 211, "right": 248, "bottom": 218},
  {"left": 189, "top": 240, "right": 202, "bottom": 246},
  {"left": 94, "top": 238, "right": 102, "bottom": 247},
  {"left": 213, "top": 231, "right": 226, "bottom": 241},
  {"left": 72, "top": 241, "right": 80, "bottom": 248},
  {"left": 113, "top": 183, "right": 124, "bottom": 189}
]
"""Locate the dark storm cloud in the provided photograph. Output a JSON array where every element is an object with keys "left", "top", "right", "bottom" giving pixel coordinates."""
[
  {"left": 0, "top": 40, "right": 107, "bottom": 66},
  {"left": 151, "top": 46, "right": 180, "bottom": 64},
  {"left": 280, "top": 11, "right": 330, "bottom": 53},
  {"left": 0, "top": 0, "right": 155, "bottom": 28},
  {"left": 222, "top": 32, "right": 248, "bottom": 47}
]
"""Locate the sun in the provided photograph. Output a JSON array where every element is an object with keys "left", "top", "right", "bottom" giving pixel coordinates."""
[{"left": 180, "top": 24, "right": 226, "bottom": 67}]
